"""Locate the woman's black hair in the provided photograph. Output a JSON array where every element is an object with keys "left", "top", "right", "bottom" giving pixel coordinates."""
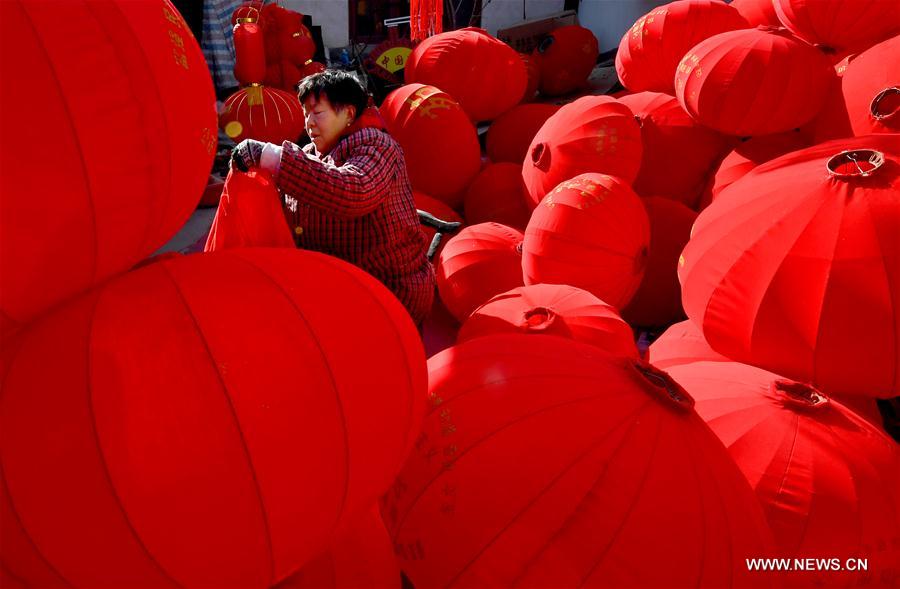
[{"left": 296, "top": 70, "right": 368, "bottom": 121}]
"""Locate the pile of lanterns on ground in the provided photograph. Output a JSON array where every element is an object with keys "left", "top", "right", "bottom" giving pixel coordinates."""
[{"left": 1, "top": 0, "right": 898, "bottom": 588}]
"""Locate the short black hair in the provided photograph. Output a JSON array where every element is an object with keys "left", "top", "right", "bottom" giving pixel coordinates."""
[{"left": 296, "top": 70, "right": 368, "bottom": 121}]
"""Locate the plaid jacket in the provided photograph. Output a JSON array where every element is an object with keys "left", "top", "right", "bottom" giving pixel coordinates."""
[{"left": 276, "top": 128, "right": 435, "bottom": 324}]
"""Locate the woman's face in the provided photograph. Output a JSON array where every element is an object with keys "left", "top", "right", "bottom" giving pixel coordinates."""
[{"left": 302, "top": 93, "right": 354, "bottom": 154}]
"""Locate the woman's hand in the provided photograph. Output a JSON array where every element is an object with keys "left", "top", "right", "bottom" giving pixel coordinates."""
[{"left": 230, "top": 139, "right": 266, "bottom": 172}]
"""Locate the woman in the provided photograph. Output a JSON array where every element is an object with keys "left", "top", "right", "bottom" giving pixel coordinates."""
[{"left": 231, "top": 70, "right": 434, "bottom": 325}]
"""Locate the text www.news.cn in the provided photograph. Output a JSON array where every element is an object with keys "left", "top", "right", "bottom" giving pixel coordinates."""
[{"left": 746, "top": 558, "right": 868, "bottom": 572}]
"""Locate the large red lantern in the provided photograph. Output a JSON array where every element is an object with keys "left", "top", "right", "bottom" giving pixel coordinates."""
[
  {"left": 811, "top": 34, "right": 900, "bottom": 142},
  {"left": 615, "top": 0, "right": 749, "bottom": 94},
  {"left": 773, "top": 0, "right": 900, "bottom": 55},
  {"left": 381, "top": 84, "right": 481, "bottom": 207},
  {"left": 219, "top": 85, "right": 306, "bottom": 144},
  {"left": 0, "top": 0, "right": 216, "bottom": 340},
  {"left": 0, "top": 249, "right": 426, "bottom": 588},
  {"left": 382, "top": 334, "right": 777, "bottom": 588},
  {"left": 730, "top": 0, "right": 780, "bottom": 27},
  {"left": 533, "top": 25, "right": 599, "bottom": 97},
  {"left": 621, "top": 197, "right": 697, "bottom": 327},
  {"left": 486, "top": 103, "right": 560, "bottom": 166},
  {"left": 648, "top": 319, "right": 729, "bottom": 369},
  {"left": 666, "top": 361, "right": 900, "bottom": 588},
  {"left": 523, "top": 174, "right": 650, "bottom": 310},
  {"left": 458, "top": 284, "right": 638, "bottom": 358},
  {"left": 680, "top": 134, "right": 900, "bottom": 398},
  {"left": 435, "top": 223, "right": 525, "bottom": 322},
  {"left": 620, "top": 92, "right": 729, "bottom": 206},
  {"left": 406, "top": 28, "right": 526, "bottom": 122},
  {"left": 522, "top": 96, "right": 642, "bottom": 206},
  {"left": 463, "top": 163, "right": 532, "bottom": 230},
  {"left": 676, "top": 27, "right": 834, "bottom": 136}
]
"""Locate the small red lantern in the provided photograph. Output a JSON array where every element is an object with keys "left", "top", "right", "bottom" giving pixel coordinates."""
[
  {"left": 459, "top": 284, "right": 639, "bottom": 358},
  {"left": 220, "top": 85, "right": 306, "bottom": 144},
  {"left": 486, "top": 103, "right": 560, "bottom": 166},
  {"left": 616, "top": 0, "right": 748, "bottom": 94},
  {"left": 435, "top": 223, "right": 525, "bottom": 322},
  {"left": 463, "top": 163, "right": 532, "bottom": 230},
  {"left": 383, "top": 334, "right": 777, "bottom": 588},
  {"left": 233, "top": 21, "right": 267, "bottom": 85},
  {"left": 667, "top": 361, "right": 900, "bottom": 589},
  {"left": 676, "top": 27, "right": 835, "bottom": 136},
  {"left": 523, "top": 174, "right": 650, "bottom": 310},
  {"left": 620, "top": 92, "right": 729, "bottom": 206},
  {"left": 648, "top": 319, "right": 730, "bottom": 370},
  {"left": 520, "top": 52, "right": 540, "bottom": 103},
  {"left": 533, "top": 25, "right": 599, "bottom": 97},
  {"left": 406, "top": 28, "right": 526, "bottom": 122},
  {"left": 381, "top": 84, "right": 481, "bottom": 207},
  {"left": 522, "top": 96, "right": 643, "bottom": 207},
  {"left": 0, "top": 248, "right": 426, "bottom": 588},
  {"left": 680, "top": 134, "right": 900, "bottom": 398},
  {"left": 0, "top": 0, "right": 216, "bottom": 340},
  {"left": 622, "top": 197, "right": 697, "bottom": 327},
  {"left": 730, "top": 0, "right": 781, "bottom": 27},
  {"left": 773, "top": 0, "right": 900, "bottom": 54}
]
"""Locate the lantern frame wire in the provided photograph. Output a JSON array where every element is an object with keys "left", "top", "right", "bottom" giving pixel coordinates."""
[
  {"left": 826, "top": 149, "right": 884, "bottom": 177},
  {"left": 871, "top": 86, "right": 900, "bottom": 120}
]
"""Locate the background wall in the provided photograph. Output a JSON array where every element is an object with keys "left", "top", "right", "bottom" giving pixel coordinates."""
[
  {"left": 481, "top": 0, "right": 566, "bottom": 36},
  {"left": 577, "top": 0, "right": 668, "bottom": 53},
  {"left": 282, "top": 0, "right": 350, "bottom": 49}
]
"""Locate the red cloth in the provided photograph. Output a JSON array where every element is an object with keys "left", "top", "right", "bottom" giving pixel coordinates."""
[{"left": 275, "top": 111, "right": 434, "bottom": 324}]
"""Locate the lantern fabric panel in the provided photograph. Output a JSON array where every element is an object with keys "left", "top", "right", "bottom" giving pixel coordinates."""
[
  {"left": 463, "top": 163, "right": 532, "bottom": 230},
  {"left": 220, "top": 85, "right": 306, "bottom": 144},
  {"left": 0, "top": 0, "right": 217, "bottom": 339},
  {"left": 730, "top": 0, "right": 781, "bottom": 27},
  {"left": 486, "top": 103, "right": 560, "bottom": 167},
  {"left": 649, "top": 319, "right": 730, "bottom": 369},
  {"left": 773, "top": 0, "right": 900, "bottom": 54},
  {"left": 533, "top": 25, "right": 599, "bottom": 97}
]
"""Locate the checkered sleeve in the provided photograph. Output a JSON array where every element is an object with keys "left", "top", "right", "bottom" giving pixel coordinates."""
[
  {"left": 201, "top": 0, "right": 239, "bottom": 91},
  {"left": 276, "top": 129, "right": 397, "bottom": 219}
]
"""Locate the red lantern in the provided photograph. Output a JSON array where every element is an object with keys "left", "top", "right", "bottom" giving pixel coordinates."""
[
  {"left": 621, "top": 197, "right": 697, "bottom": 327},
  {"left": 811, "top": 34, "right": 900, "bottom": 142},
  {"left": 231, "top": 1, "right": 263, "bottom": 25},
  {"left": 233, "top": 21, "right": 267, "bottom": 84},
  {"left": 773, "top": 0, "right": 900, "bottom": 54},
  {"left": 615, "top": 0, "right": 749, "bottom": 94},
  {"left": 679, "top": 135, "right": 900, "bottom": 398},
  {"left": 0, "top": 248, "right": 426, "bottom": 588},
  {"left": 458, "top": 284, "right": 638, "bottom": 358},
  {"left": 0, "top": 0, "right": 216, "bottom": 340},
  {"left": 220, "top": 85, "right": 306, "bottom": 144},
  {"left": 666, "top": 361, "right": 900, "bottom": 588},
  {"left": 486, "top": 103, "right": 560, "bottom": 166},
  {"left": 382, "top": 334, "right": 777, "bottom": 588},
  {"left": 299, "top": 60, "right": 326, "bottom": 80},
  {"left": 700, "top": 130, "right": 809, "bottom": 208},
  {"left": 522, "top": 96, "right": 643, "bottom": 206},
  {"left": 620, "top": 92, "right": 729, "bottom": 206},
  {"left": 520, "top": 52, "right": 540, "bottom": 103},
  {"left": 463, "top": 163, "right": 532, "bottom": 230},
  {"left": 381, "top": 84, "right": 481, "bottom": 207},
  {"left": 435, "top": 223, "right": 525, "bottom": 322},
  {"left": 533, "top": 25, "right": 599, "bottom": 97},
  {"left": 406, "top": 28, "right": 526, "bottom": 122},
  {"left": 275, "top": 507, "right": 399, "bottom": 589},
  {"left": 730, "top": 0, "right": 781, "bottom": 27},
  {"left": 523, "top": 174, "right": 650, "bottom": 310},
  {"left": 648, "top": 319, "right": 729, "bottom": 370},
  {"left": 675, "top": 27, "right": 834, "bottom": 136}
]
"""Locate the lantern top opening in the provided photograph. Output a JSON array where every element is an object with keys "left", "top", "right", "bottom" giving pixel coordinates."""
[
  {"left": 523, "top": 307, "right": 555, "bottom": 331},
  {"left": 871, "top": 87, "right": 900, "bottom": 121},
  {"left": 771, "top": 379, "right": 830, "bottom": 410},
  {"left": 632, "top": 362, "right": 695, "bottom": 412},
  {"left": 826, "top": 149, "right": 885, "bottom": 178}
]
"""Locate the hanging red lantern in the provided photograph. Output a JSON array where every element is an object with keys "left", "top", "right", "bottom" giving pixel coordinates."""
[
  {"left": 615, "top": 0, "right": 749, "bottom": 94},
  {"left": 700, "top": 130, "right": 809, "bottom": 208},
  {"left": 666, "top": 361, "right": 900, "bottom": 588},
  {"left": 522, "top": 96, "right": 643, "bottom": 207},
  {"left": 621, "top": 197, "right": 697, "bottom": 327},
  {"left": 620, "top": 92, "right": 729, "bottom": 206},
  {"left": 486, "top": 103, "right": 560, "bottom": 166},
  {"left": 259, "top": 3, "right": 317, "bottom": 92},
  {"left": 275, "top": 507, "right": 399, "bottom": 589},
  {"left": 463, "top": 163, "right": 532, "bottom": 230},
  {"left": 219, "top": 85, "right": 306, "bottom": 145},
  {"left": 730, "top": 0, "right": 781, "bottom": 27},
  {"left": 231, "top": 1, "right": 262, "bottom": 25},
  {"left": 680, "top": 134, "right": 900, "bottom": 398},
  {"left": 299, "top": 60, "right": 326, "bottom": 80},
  {"left": 676, "top": 27, "right": 834, "bottom": 136},
  {"left": 648, "top": 319, "right": 730, "bottom": 370},
  {"left": 458, "top": 284, "right": 638, "bottom": 358},
  {"left": 773, "top": 0, "right": 900, "bottom": 55},
  {"left": 233, "top": 21, "right": 267, "bottom": 85},
  {"left": 435, "top": 223, "right": 525, "bottom": 322},
  {"left": 382, "top": 334, "right": 777, "bottom": 588},
  {"left": 0, "top": 248, "right": 426, "bottom": 588},
  {"left": 0, "top": 0, "right": 216, "bottom": 341},
  {"left": 523, "top": 174, "right": 650, "bottom": 310},
  {"left": 406, "top": 28, "right": 526, "bottom": 122},
  {"left": 533, "top": 25, "right": 599, "bottom": 97},
  {"left": 811, "top": 34, "right": 900, "bottom": 142},
  {"left": 381, "top": 84, "right": 481, "bottom": 207},
  {"left": 520, "top": 52, "right": 541, "bottom": 103}
]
